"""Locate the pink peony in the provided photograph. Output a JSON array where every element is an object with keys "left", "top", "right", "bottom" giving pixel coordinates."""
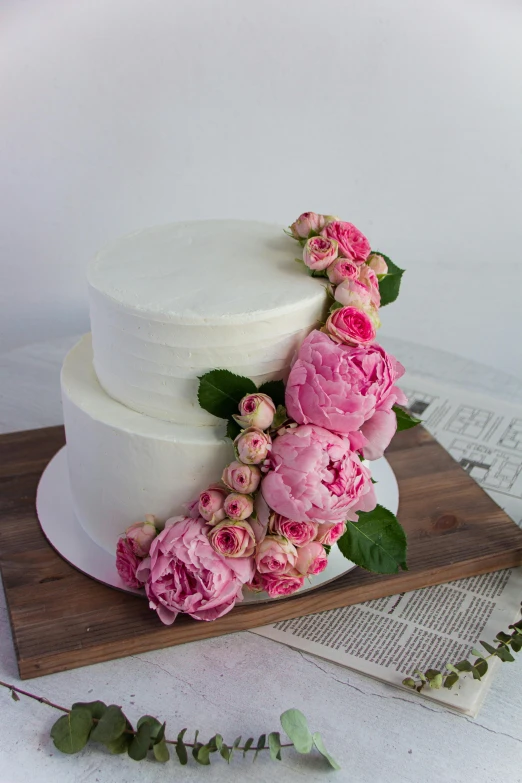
[
  {"left": 357, "top": 265, "right": 381, "bottom": 308},
  {"left": 255, "top": 535, "right": 298, "bottom": 574},
  {"left": 234, "top": 393, "right": 276, "bottom": 431},
  {"left": 137, "top": 516, "right": 254, "bottom": 625},
  {"left": 269, "top": 513, "right": 318, "bottom": 547},
  {"left": 367, "top": 253, "right": 388, "bottom": 276},
  {"left": 261, "top": 572, "right": 305, "bottom": 598},
  {"left": 315, "top": 521, "right": 346, "bottom": 545},
  {"left": 198, "top": 485, "right": 228, "bottom": 524},
  {"left": 327, "top": 258, "right": 359, "bottom": 285},
  {"left": 360, "top": 408, "right": 400, "bottom": 461},
  {"left": 321, "top": 221, "right": 371, "bottom": 264},
  {"left": 223, "top": 492, "right": 254, "bottom": 520},
  {"left": 208, "top": 519, "right": 256, "bottom": 558},
  {"left": 125, "top": 514, "right": 157, "bottom": 557},
  {"left": 222, "top": 461, "right": 261, "bottom": 494},
  {"left": 285, "top": 331, "right": 406, "bottom": 439},
  {"left": 326, "top": 306, "right": 376, "bottom": 346},
  {"left": 295, "top": 541, "right": 329, "bottom": 576},
  {"left": 290, "top": 212, "right": 326, "bottom": 239},
  {"left": 116, "top": 537, "right": 146, "bottom": 588},
  {"left": 234, "top": 427, "right": 272, "bottom": 464},
  {"left": 262, "top": 424, "right": 376, "bottom": 523},
  {"left": 303, "top": 236, "right": 339, "bottom": 271}
]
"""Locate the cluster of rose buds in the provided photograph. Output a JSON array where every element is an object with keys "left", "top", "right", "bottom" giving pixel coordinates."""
[{"left": 289, "top": 211, "right": 388, "bottom": 348}]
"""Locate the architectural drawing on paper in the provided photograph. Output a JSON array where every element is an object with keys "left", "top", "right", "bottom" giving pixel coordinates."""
[
  {"left": 498, "top": 418, "right": 522, "bottom": 454},
  {"left": 401, "top": 389, "right": 436, "bottom": 417},
  {"left": 444, "top": 405, "right": 493, "bottom": 440},
  {"left": 449, "top": 439, "right": 522, "bottom": 498}
]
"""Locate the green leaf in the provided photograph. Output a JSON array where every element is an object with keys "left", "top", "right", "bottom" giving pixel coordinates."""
[
  {"left": 443, "top": 672, "right": 460, "bottom": 689},
  {"left": 72, "top": 701, "right": 107, "bottom": 721},
  {"left": 511, "top": 638, "right": 522, "bottom": 653},
  {"left": 243, "top": 737, "right": 254, "bottom": 757},
  {"left": 128, "top": 721, "right": 151, "bottom": 761},
  {"left": 280, "top": 708, "right": 313, "bottom": 754},
  {"left": 90, "top": 704, "right": 127, "bottom": 744},
  {"left": 257, "top": 379, "right": 286, "bottom": 408},
  {"left": 104, "top": 732, "right": 131, "bottom": 754},
  {"left": 214, "top": 734, "right": 223, "bottom": 751},
  {"left": 393, "top": 405, "right": 421, "bottom": 431},
  {"left": 323, "top": 544, "right": 331, "bottom": 555},
  {"left": 271, "top": 405, "right": 288, "bottom": 430},
  {"left": 308, "top": 268, "right": 328, "bottom": 278},
  {"left": 425, "top": 669, "right": 442, "bottom": 688},
  {"left": 197, "top": 370, "right": 256, "bottom": 420},
  {"left": 472, "top": 658, "right": 488, "bottom": 679},
  {"left": 50, "top": 708, "right": 93, "bottom": 755},
  {"left": 454, "top": 660, "right": 473, "bottom": 672},
  {"left": 480, "top": 641, "right": 498, "bottom": 656},
  {"left": 195, "top": 744, "right": 212, "bottom": 765},
  {"left": 495, "top": 645, "right": 515, "bottom": 663},
  {"left": 329, "top": 300, "right": 343, "bottom": 314},
  {"left": 175, "top": 729, "right": 188, "bottom": 765},
  {"left": 337, "top": 504, "right": 408, "bottom": 574},
  {"left": 470, "top": 648, "right": 483, "bottom": 659},
  {"left": 11, "top": 689, "right": 20, "bottom": 702},
  {"left": 226, "top": 417, "right": 242, "bottom": 441},
  {"left": 253, "top": 733, "right": 266, "bottom": 762},
  {"left": 268, "top": 731, "right": 282, "bottom": 761},
  {"left": 153, "top": 738, "right": 170, "bottom": 762},
  {"left": 402, "top": 677, "right": 416, "bottom": 689},
  {"left": 137, "top": 715, "right": 164, "bottom": 743},
  {"left": 374, "top": 252, "right": 404, "bottom": 306},
  {"left": 496, "top": 632, "right": 512, "bottom": 644},
  {"left": 312, "top": 732, "right": 341, "bottom": 770},
  {"left": 220, "top": 743, "right": 231, "bottom": 763}
]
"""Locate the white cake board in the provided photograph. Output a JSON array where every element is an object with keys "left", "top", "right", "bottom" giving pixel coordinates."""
[{"left": 36, "top": 446, "right": 399, "bottom": 605}]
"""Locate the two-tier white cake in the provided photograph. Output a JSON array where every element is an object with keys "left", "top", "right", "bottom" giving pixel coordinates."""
[{"left": 61, "top": 220, "right": 327, "bottom": 553}]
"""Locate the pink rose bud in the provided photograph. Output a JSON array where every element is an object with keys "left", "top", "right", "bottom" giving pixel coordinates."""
[
  {"left": 315, "top": 521, "right": 346, "bottom": 545},
  {"left": 326, "top": 306, "right": 376, "bottom": 347},
  {"left": 255, "top": 535, "right": 298, "bottom": 574},
  {"left": 234, "top": 427, "right": 272, "bottom": 464},
  {"left": 116, "top": 536, "right": 146, "bottom": 588},
  {"left": 327, "top": 258, "right": 359, "bottom": 285},
  {"left": 198, "top": 486, "right": 228, "bottom": 524},
  {"left": 357, "top": 265, "right": 381, "bottom": 308},
  {"left": 223, "top": 492, "right": 254, "bottom": 520},
  {"left": 303, "top": 236, "right": 339, "bottom": 272},
  {"left": 208, "top": 519, "right": 256, "bottom": 558},
  {"left": 222, "top": 461, "right": 262, "bottom": 494},
  {"left": 335, "top": 279, "right": 374, "bottom": 311},
  {"left": 289, "top": 211, "right": 326, "bottom": 239},
  {"left": 261, "top": 572, "right": 305, "bottom": 598},
  {"left": 367, "top": 253, "right": 388, "bottom": 276},
  {"left": 321, "top": 220, "right": 371, "bottom": 264},
  {"left": 234, "top": 393, "right": 276, "bottom": 431},
  {"left": 269, "top": 513, "right": 318, "bottom": 547},
  {"left": 125, "top": 514, "right": 158, "bottom": 557},
  {"left": 323, "top": 214, "right": 340, "bottom": 225},
  {"left": 295, "top": 541, "right": 329, "bottom": 576}
]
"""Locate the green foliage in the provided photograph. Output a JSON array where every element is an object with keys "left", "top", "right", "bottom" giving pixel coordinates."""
[
  {"left": 128, "top": 721, "right": 151, "bottom": 761},
  {"left": 393, "top": 405, "right": 422, "bottom": 432},
  {"left": 337, "top": 504, "right": 408, "bottom": 574},
  {"left": 226, "top": 417, "right": 242, "bottom": 441},
  {"left": 374, "top": 252, "right": 405, "bottom": 306},
  {"left": 268, "top": 731, "right": 282, "bottom": 761},
  {"left": 175, "top": 728, "right": 188, "bottom": 765},
  {"left": 271, "top": 405, "right": 288, "bottom": 430},
  {"left": 242, "top": 737, "right": 254, "bottom": 757},
  {"left": 257, "top": 379, "right": 286, "bottom": 408},
  {"left": 71, "top": 700, "right": 107, "bottom": 720},
  {"left": 253, "top": 733, "right": 266, "bottom": 762},
  {"left": 313, "top": 732, "right": 341, "bottom": 771},
  {"left": 280, "top": 708, "right": 313, "bottom": 754},
  {"left": 329, "top": 300, "right": 343, "bottom": 313},
  {"left": 197, "top": 370, "right": 256, "bottom": 420},
  {"left": 90, "top": 704, "right": 126, "bottom": 744},
  {"left": 50, "top": 707, "right": 93, "bottom": 754}
]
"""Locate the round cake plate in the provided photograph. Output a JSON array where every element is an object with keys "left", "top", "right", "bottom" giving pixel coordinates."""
[{"left": 36, "top": 446, "right": 399, "bottom": 605}]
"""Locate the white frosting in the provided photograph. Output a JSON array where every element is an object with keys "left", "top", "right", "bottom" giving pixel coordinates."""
[
  {"left": 88, "top": 220, "right": 327, "bottom": 425},
  {"left": 61, "top": 335, "right": 232, "bottom": 553}
]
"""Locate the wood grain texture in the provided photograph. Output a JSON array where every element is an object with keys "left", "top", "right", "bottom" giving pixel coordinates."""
[{"left": 1, "top": 425, "right": 522, "bottom": 680}]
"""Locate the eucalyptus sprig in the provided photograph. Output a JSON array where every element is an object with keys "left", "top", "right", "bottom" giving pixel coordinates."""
[
  {"left": 402, "top": 603, "right": 522, "bottom": 692},
  {"left": 0, "top": 679, "right": 339, "bottom": 770}
]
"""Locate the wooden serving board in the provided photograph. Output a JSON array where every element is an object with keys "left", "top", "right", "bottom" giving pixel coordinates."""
[{"left": 1, "top": 425, "right": 522, "bottom": 680}]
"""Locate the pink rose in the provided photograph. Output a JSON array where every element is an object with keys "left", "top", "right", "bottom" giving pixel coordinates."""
[
  {"left": 198, "top": 485, "right": 228, "bottom": 524},
  {"left": 315, "top": 521, "right": 346, "bottom": 546},
  {"left": 137, "top": 516, "right": 254, "bottom": 625},
  {"left": 234, "top": 393, "right": 276, "bottom": 431},
  {"left": 234, "top": 427, "right": 272, "bottom": 464},
  {"left": 367, "top": 253, "right": 388, "bottom": 276},
  {"left": 261, "top": 572, "right": 305, "bottom": 598},
  {"left": 125, "top": 514, "right": 157, "bottom": 557},
  {"left": 208, "top": 519, "right": 256, "bottom": 558},
  {"left": 223, "top": 492, "right": 254, "bottom": 520},
  {"left": 326, "top": 306, "right": 376, "bottom": 346},
  {"left": 303, "top": 236, "right": 339, "bottom": 272},
  {"left": 269, "top": 513, "right": 318, "bottom": 547},
  {"left": 295, "top": 541, "right": 329, "bottom": 576},
  {"left": 222, "top": 461, "right": 262, "bottom": 494},
  {"left": 255, "top": 535, "right": 298, "bottom": 574},
  {"left": 321, "top": 221, "right": 371, "bottom": 264},
  {"left": 357, "top": 265, "right": 381, "bottom": 308},
  {"left": 262, "top": 424, "right": 376, "bottom": 523},
  {"left": 290, "top": 212, "right": 326, "bottom": 239},
  {"left": 116, "top": 536, "right": 146, "bottom": 588},
  {"left": 285, "top": 331, "right": 406, "bottom": 439},
  {"left": 327, "top": 258, "right": 359, "bottom": 285},
  {"left": 334, "top": 279, "right": 374, "bottom": 311}
]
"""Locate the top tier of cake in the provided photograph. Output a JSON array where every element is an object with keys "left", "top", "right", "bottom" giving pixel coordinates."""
[{"left": 88, "top": 220, "right": 327, "bottom": 425}]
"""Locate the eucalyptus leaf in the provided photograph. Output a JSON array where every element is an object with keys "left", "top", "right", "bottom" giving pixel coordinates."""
[
  {"left": 50, "top": 708, "right": 93, "bottom": 755},
  {"left": 226, "top": 417, "right": 242, "bottom": 441},
  {"left": 280, "top": 708, "right": 313, "bottom": 754},
  {"left": 312, "top": 732, "right": 341, "bottom": 770},
  {"left": 402, "top": 677, "right": 416, "bottom": 689},
  {"left": 128, "top": 721, "right": 152, "bottom": 761},
  {"left": 175, "top": 729, "right": 188, "bottom": 765},
  {"left": 137, "top": 714, "right": 163, "bottom": 741},
  {"left": 268, "top": 731, "right": 282, "bottom": 761},
  {"left": 243, "top": 737, "right": 254, "bottom": 757},
  {"left": 495, "top": 645, "right": 515, "bottom": 663},
  {"left": 337, "top": 505, "right": 407, "bottom": 574},
  {"left": 220, "top": 743, "right": 231, "bottom": 763},
  {"left": 454, "top": 660, "right": 473, "bottom": 672},
  {"left": 197, "top": 370, "right": 256, "bottom": 420},
  {"left": 153, "top": 738, "right": 170, "bottom": 762},
  {"left": 103, "top": 732, "right": 131, "bottom": 755},
  {"left": 393, "top": 405, "right": 421, "bottom": 432},
  {"left": 253, "top": 733, "right": 266, "bottom": 762},
  {"left": 11, "top": 690, "right": 20, "bottom": 702},
  {"left": 257, "top": 379, "right": 286, "bottom": 408},
  {"left": 72, "top": 700, "right": 107, "bottom": 721},
  {"left": 196, "top": 744, "right": 212, "bottom": 765},
  {"left": 90, "top": 705, "right": 127, "bottom": 744},
  {"left": 443, "top": 672, "right": 460, "bottom": 689},
  {"left": 374, "top": 252, "right": 404, "bottom": 306},
  {"left": 480, "top": 641, "right": 498, "bottom": 656}
]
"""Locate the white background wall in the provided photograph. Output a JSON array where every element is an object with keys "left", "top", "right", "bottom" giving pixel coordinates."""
[{"left": 1, "top": 0, "right": 521, "bottom": 378}]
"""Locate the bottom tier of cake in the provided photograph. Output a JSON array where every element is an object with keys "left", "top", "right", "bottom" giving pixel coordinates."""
[{"left": 61, "top": 335, "right": 232, "bottom": 553}]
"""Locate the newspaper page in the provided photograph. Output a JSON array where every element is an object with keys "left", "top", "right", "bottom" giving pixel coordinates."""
[{"left": 252, "top": 378, "right": 522, "bottom": 716}]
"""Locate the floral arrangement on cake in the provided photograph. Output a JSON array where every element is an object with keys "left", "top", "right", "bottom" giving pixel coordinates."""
[{"left": 115, "top": 212, "right": 420, "bottom": 625}]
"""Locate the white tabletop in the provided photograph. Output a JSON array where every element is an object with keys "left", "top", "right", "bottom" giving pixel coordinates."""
[{"left": 1, "top": 336, "right": 521, "bottom": 783}]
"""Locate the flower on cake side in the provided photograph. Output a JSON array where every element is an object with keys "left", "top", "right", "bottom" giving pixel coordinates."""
[{"left": 114, "top": 211, "right": 420, "bottom": 625}]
